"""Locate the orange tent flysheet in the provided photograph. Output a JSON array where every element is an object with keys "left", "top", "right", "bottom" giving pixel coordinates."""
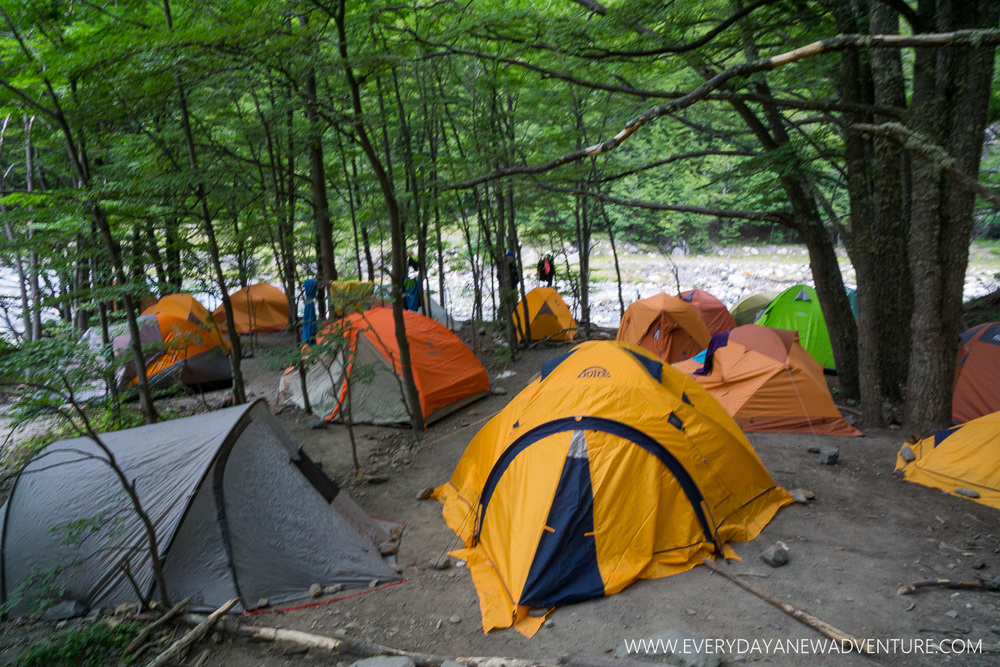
[
  {"left": 323, "top": 308, "right": 490, "bottom": 420},
  {"left": 953, "top": 322, "right": 1000, "bottom": 424},
  {"left": 143, "top": 293, "right": 230, "bottom": 353},
  {"left": 675, "top": 325, "right": 860, "bottom": 436},
  {"left": 616, "top": 293, "right": 710, "bottom": 363},
  {"left": 680, "top": 289, "right": 736, "bottom": 336},
  {"left": 214, "top": 283, "right": 289, "bottom": 334}
]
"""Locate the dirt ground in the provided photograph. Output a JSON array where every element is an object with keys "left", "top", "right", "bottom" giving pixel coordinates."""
[{"left": 3, "top": 328, "right": 999, "bottom": 667}]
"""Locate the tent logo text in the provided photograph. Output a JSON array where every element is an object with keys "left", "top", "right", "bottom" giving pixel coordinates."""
[{"left": 578, "top": 366, "right": 611, "bottom": 379}]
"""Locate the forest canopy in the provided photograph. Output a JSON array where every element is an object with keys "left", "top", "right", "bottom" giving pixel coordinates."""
[{"left": 1, "top": 0, "right": 998, "bottom": 433}]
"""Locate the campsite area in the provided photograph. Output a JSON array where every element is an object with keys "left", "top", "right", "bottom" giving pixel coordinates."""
[
  {"left": 3, "top": 311, "right": 999, "bottom": 667},
  {"left": 4, "top": 2, "right": 1000, "bottom": 665}
]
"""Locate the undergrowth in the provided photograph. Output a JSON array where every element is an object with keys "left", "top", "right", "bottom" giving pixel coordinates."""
[{"left": 9, "top": 621, "right": 140, "bottom": 667}]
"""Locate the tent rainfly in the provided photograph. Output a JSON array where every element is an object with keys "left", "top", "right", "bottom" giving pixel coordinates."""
[
  {"left": 0, "top": 401, "right": 398, "bottom": 617},
  {"left": 90, "top": 309, "right": 232, "bottom": 393},
  {"left": 278, "top": 308, "right": 490, "bottom": 425},
  {"left": 953, "top": 322, "right": 1000, "bottom": 424},
  {"left": 214, "top": 283, "right": 289, "bottom": 334},
  {"left": 895, "top": 411, "right": 1000, "bottom": 510},
  {"left": 435, "top": 341, "right": 791, "bottom": 637},
  {"left": 754, "top": 285, "right": 835, "bottom": 370},
  {"left": 675, "top": 326, "right": 860, "bottom": 436},
  {"left": 616, "top": 293, "right": 711, "bottom": 363},
  {"left": 680, "top": 289, "right": 737, "bottom": 336},
  {"left": 731, "top": 292, "right": 777, "bottom": 327},
  {"left": 512, "top": 288, "right": 577, "bottom": 342}
]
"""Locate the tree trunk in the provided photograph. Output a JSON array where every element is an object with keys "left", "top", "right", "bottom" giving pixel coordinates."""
[
  {"left": 304, "top": 63, "right": 337, "bottom": 298},
  {"left": 333, "top": 0, "right": 424, "bottom": 432},
  {"left": 904, "top": 0, "right": 999, "bottom": 432},
  {"left": 169, "top": 68, "right": 247, "bottom": 405},
  {"left": 24, "top": 115, "right": 42, "bottom": 341}
]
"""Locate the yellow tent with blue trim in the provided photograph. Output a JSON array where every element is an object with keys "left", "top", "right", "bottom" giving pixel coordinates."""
[
  {"left": 434, "top": 341, "right": 791, "bottom": 637},
  {"left": 894, "top": 411, "right": 1000, "bottom": 510}
]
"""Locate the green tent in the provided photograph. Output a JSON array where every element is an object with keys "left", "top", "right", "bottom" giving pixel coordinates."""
[
  {"left": 731, "top": 292, "right": 777, "bottom": 326},
  {"left": 755, "top": 285, "right": 835, "bottom": 369},
  {"left": 845, "top": 287, "right": 858, "bottom": 319}
]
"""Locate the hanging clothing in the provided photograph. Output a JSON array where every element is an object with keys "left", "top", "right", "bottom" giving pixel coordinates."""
[{"left": 302, "top": 279, "right": 318, "bottom": 345}]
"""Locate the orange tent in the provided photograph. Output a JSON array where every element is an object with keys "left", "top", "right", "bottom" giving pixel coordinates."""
[
  {"left": 512, "top": 288, "right": 576, "bottom": 342},
  {"left": 675, "top": 325, "right": 860, "bottom": 436},
  {"left": 680, "top": 289, "right": 736, "bottom": 336},
  {"left": 953, "top": 322, "right": 1000, "bottom": 424},
  {"left": 143, "top": 293, "right": 230, "bottom": 353},
  {"left": 616, "top": 293, "right": 710, "bottom": 363},
  {"left": 214, "top": 283, "right": 289, "bottom": 334},
  {"left": 106, "top": 312, "right": 232, "bottom": 391},
  {"left": 279, "top": 308, "right": 490, "bottom": 425}
]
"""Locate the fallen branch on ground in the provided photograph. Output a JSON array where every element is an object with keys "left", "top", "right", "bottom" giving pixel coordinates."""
[
  {"left": 125, "top": 596, "right": 191, "bottom": 655},
  {"left": 145, "top": 598, "right": 238, "bottom": 667},
  {"left": 702, "top": 558, "right": 868, "bottom": 653},
  {"left": 898, "top": 578, "right": 1000, "bottom": 595}
]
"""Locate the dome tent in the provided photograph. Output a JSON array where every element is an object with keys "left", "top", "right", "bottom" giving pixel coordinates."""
[
  {"left": 675, "top": 326, "right": 860, "bottom": 436},
  {"left": 731, "top": 292, "right": 777, "bottom": 326},
  {"left": 93, "top": 309, "right": 232, "bottom": 393},
  {"left": 435, "top": 341, "right": 791, "bottom": 637},
  {"left": 616, "top": 293, "right": 711, "bottom": 363},
  {"left": 512, "top": 287, "right": 576, "bottom": 342},
  {"left": 754, "top": 285, "right": 835, "bottom": 370},
  {"left": 680, "top": 289, "right": 736, "bottom": 336},
  {"left": 0, "top": 401, "right": 398, "bottom": 617},
  {"left": 894, "top": 411, "right": 1000, "bottom": 510},
  {"left": 213, "top": 283, "right": 289, "bottom": 334},
  {"left": 278, "top": 308, "right": 489, "bottom": 425},
  {"left": 952, "top": 322, "right": 1000, "bottom": 423}
]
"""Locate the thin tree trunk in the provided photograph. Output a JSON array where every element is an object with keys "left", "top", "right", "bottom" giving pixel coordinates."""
[
  {"left": 163, "top": 2, "right": 247, "bottom": 404},
  {"left": 333, "top": 0, "right": 423, "bottom": 431},
  {"left": 600, "top": 202, "right": 626, "bottom": 318},
  {"left": 24, "top": 115, "right": 42, "bottom": 341}
]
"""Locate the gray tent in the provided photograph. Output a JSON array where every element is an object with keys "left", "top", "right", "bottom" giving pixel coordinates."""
[{"left": 1, "top": 401, "right": 397, "bottom": 617}]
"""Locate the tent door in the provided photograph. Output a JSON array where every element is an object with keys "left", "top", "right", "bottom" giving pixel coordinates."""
[{"left": 518, "top": 431, "right": 604, "bottom": 607}]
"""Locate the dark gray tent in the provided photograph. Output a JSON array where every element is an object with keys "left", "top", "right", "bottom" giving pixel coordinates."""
[{"left": 0, "top": 401, "right": 398, "bottom": 617}]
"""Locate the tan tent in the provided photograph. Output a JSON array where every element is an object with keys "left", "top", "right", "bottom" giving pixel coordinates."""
[
  {"left": 616, "top": 293, "right": 710, "bottom": 363},
  {"left": 214, "top": 283, "right": 289, "bottom": 334},
  {"left": 731, "top": 292, "right": 777, "bottom": 326}
]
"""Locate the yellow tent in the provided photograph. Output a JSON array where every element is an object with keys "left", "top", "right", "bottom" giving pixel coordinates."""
[
  {"left": 512, "top": 287, "right": 576, "bottom": 342},
  {"left": 435, "top": 341, "right": 791, "bottom": 637},
  {"left": 895, "top": 411, "right": 1000, "bottom": 510}
]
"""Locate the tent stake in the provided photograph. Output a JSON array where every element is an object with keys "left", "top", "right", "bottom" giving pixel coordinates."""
[{"left": 701, "top": 558, "right": 868, "bottom": 653}]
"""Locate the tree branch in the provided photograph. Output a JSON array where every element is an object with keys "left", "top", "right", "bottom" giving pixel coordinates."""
[
  {"left": 853, "top": 122, "right": 1000, "bottom": 208},
  {"left": 596, "top": 150, "right": 756, "bottom": 183},
  {"left": 568, "top": 0, "right": 779, "bottom": 57},
  {"left": 538, "top": 184, "right": 794, "bottom": 225},
  {"left": 443, "top": 29, "right": 1000, "bottom": 190}
]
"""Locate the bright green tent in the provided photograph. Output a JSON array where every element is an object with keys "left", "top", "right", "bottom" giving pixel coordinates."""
[
  {"left": 731, "top": 292, "right": 777, "bottom": 326},
  {"left": 755, "top": 285, "right": 835, "bottom": 370}
]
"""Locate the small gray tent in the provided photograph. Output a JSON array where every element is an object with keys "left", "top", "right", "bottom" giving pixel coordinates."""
[{"left": 0, "top": 401, "right": 398, "bottom": 617}]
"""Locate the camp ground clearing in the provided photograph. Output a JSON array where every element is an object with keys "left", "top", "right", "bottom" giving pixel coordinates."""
[{"left": 1, "top": 319, "right": 998, "bottom": 667}]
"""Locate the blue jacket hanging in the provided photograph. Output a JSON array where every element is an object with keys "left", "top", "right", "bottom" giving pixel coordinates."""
[{"left": 302, "top": 278, "right": 318, "bottom": 345}]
